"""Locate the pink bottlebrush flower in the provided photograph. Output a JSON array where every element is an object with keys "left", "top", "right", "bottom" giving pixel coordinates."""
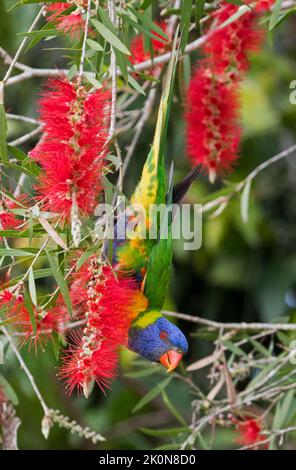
[
  {"left": 46, "top": 2, "right": 87, "bottom": 40},
  {"left": 130, "top": 21, "right": 171, "bottom": 73},
  {"left": 29, "top": 78, "right": 109, "bottom": 220},
  {"left": 186, "top": 65, "right": 241, "bottom": 181},
  {"left": 234, "top": 417, "right": 268, "bottom": 449},
  {"left": 61, "top": 260, "right": 148, "bottom": 396}
]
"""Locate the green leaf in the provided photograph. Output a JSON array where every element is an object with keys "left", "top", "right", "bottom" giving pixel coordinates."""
[
  {"left": 0, "top": 315, "right": 21, "bottom": 327},
  {"left": 180, "top": 0, "right": 192, "bottom": 53},
  {"left": 129, "top": 7, "right": 168, "bottom": 40},
  {"left": 132, "top": 376, "right": 172, "bottom": 412},
  {"left": 272, "top": 390, "right": 294, "bottom": 430},
  {"left": 7, "top": 145, "right": 27, "bottom": 161},
  {"left": 140, "top": 0, "right": 153, "bottom": 10},
  {"left": 246, "top": 354, "right": 285, "bottom": 391},
  {"left": 91, "top": 19, "right": 130, "bottom": 55},
  {"left": 28, "top": 267, "right": 37, "bottom": 306},
  {"left": 0, "top": 248, "right": 36, "bottom": 257},
  {"left": 1, "top": 160, "right": 39, "bottom": 178},
  {"left": 24, "top": 288, "right": 37, "bottom": 336},
  {"left": 223, "top": 340, "right": 248, "bottom": 358},
  {"left": 249, "top": 337, "right": 270, "bottom": 357},
  {"left": 17, "top": 27, "right": 60, "bottom": 38},
  {"left": 0, "top": 103, "right": 8, "bottom": 162},
  {"left": 77, "top": 247, "right": 98, "bottom": 270},
  {"left": 272, "top": 390, "right": 295, "bottom": 429},
  {"left": 86, "top": 75, "right": 102, "bottom": 89},
  {"left": 46, "top": 250, "right": 72, "bottom": 317},
  {"left": 240, "top": 179, "right": 252, "bottom": 223},
  {"left": 128, "top": 74, "right": 146, "bottom": 95},
  {"left": 67, "top": 64, "right": 78, "bottom": 80},
  {"left": 51, "top": 330, "right": 61, "bottom": 361},
  {"left": 182, "top": 54, "right": 191, "bottom": 90},
  {"left": 195, "top": 0, "right": 205, "bottom": 33},
  {"left": 154, "top": 444, "right": 181, "bottom": 450},
  {"left": 124, "top": 8, "right": 168, "bottom": 42},
  {"left": 161, "top": 390, "right": 187, "bottom": 426},
  {"left": 269, "top": 0, "right": 283, "bottom": 30},
  {"left": 140, "top": 426, "right": 187, "bottom": 437},
  {"left": 0, "top": 374, "right": 19, "bottom": 406},
  {"left": 121, "top": 14, "right": 167, "bottom": 45},
  {"left": 86, "top": 38, "right": 104, "bottom": 51}
]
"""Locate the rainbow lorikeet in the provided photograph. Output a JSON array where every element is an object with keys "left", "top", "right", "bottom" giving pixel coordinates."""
[{"left": 109, "top": 52, "right": 200, "bottom": 374}]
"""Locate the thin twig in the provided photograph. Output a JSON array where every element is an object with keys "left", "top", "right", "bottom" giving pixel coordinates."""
[
  {"left": 0, "top": 46, "right": 30, "bottom": 72},
  {"left": 1, "top": 326, "right": 49, "bottom": 414},
  {"left": 163, "top": 310, "right": 296, "bottom": 331},
  {"left": 6, "top": 113, "right": 40, "bottom": 125},
  {"left": 8, "top": 124, "right": 43, "bottom": 146},
  {"left": 121, "top": 81, "right": 158, "bottom": 179},
  {"left": 2, "top": 6, "right": 45, "bottom": 84},
  {"left": 202, "top": 144, "right": 296, "bottom": 214},
  {"left": 78, "top": 0, "right": 92, "bottom": 80},
  {"left": 108, "top": 0, "right": 117, "bottom": 140}
]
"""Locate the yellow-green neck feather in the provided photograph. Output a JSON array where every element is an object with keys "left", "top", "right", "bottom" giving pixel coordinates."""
[{"left": 132, "top": 309, "right": 162, "bottom": 328}]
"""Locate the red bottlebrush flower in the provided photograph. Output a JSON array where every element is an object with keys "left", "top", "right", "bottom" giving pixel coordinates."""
[
  {"left": 130, "top": 22, "right": 171, "bottom": 72},
  {"left": 0, "top": 288, "right": 69, "bottom": 349},
  {"left": 0, "top": 388, "right": 6, "bottom": 404},
  {"left": 46, "top": 2, "right": 87, "bottom": 40},
  {"left": 204, "top": 3, "right": 266, "bottom": 78},
  {"left": 61, "top": 260, "right": 148, "bottom": 396},
  {"left": 186, "top": 65, "right": 241, "bottom": 181},
  {"left": 185, "top": 0, "right": 273, "bottom": 179},
  {"left": 29, "top": 78, "right": 109, "bottom": 220},
  {"left": 0, "top": 194, "right": 27, "bottom": 233},
  {"left": 235, "top": 417, "right": 268, "bottom": 449},
  {"left": 15, "top": 303, "right": 69, "bottom": 349},
  {"left": 0, "top": 290, "right": 13, "bottom": 305}
]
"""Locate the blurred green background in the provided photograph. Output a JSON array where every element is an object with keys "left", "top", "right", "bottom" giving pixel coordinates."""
[{"left": 1, "top": 1, "right": 296, "bottom": 450}]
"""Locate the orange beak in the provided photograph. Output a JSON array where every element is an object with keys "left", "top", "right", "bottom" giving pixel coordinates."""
[{"left": 159, "top": 350, "right": 183, "bottom": 372}]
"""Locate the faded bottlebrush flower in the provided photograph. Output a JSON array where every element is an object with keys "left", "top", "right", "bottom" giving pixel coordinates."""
[
  {"left": 130, "top": 21, "right": 171, "bottom": 73},
  {"left": 46, "top": 2, "right": 87, "bottom": 40},
  {"left": 186, "top": 66, "right": 241, "bottom": 181},
  {"left": 29, "top": 78, "right": 109, "bottom": 221},
  {"left": 235, "top": 417, "right": 268, "bottom": 449},
  {"left": 61, "top": 259, "right": 148, "bottom": 396},
  {"left": 185, "top": 0, "right": 274, "bottom": 180}
]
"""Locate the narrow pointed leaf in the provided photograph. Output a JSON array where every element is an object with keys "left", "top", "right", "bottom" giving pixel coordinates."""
[
  {"left": 28, "top": 267, "right": 37, "bottom": 306},
  {"left": 132, "top": 376, "right": 172, "bottom": 412},
  {"left": 46, "top": 250, "right": 72, "bottom": 317}
]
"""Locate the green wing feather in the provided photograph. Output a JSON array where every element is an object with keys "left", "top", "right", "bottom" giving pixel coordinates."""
[
  {"left": 144, "top": 164, "right": 174, "bottom": 308},
  {"left": 115, "top": 35, "right": 179, "bottom": 279}
]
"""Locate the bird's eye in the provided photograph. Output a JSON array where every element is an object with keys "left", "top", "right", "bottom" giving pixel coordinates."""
[{"left": 159, "top": 331, "right": 168, "bottom": 340}]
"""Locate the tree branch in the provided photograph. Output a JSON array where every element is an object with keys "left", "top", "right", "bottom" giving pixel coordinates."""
[
  {"left": 0, "top": 401, "right": 21, "bottom": 450},
  {"left": 163, "top": 310, "right": 296, "bottom": 331},
  {"left": 202, "top": 143, "right": 296, "bottom": 215}
]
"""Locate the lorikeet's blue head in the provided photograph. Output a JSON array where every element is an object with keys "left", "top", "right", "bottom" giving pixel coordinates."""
[{"left": 128, "top": 313, "right": 188, "bottom": 372}]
